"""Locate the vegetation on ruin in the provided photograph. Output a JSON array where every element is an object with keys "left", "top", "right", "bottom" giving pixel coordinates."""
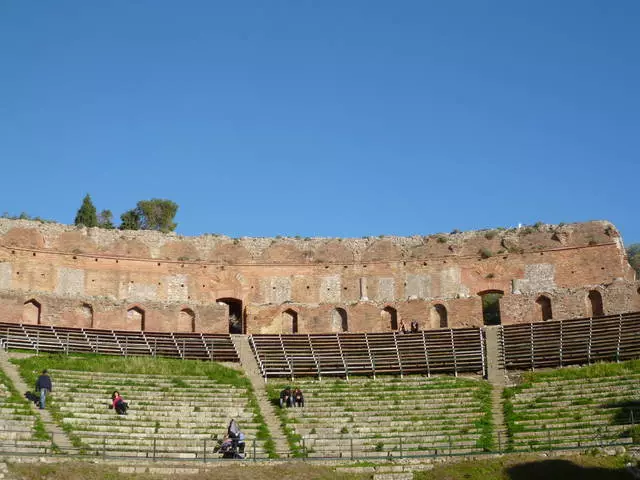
[
  {"left": 70, "top": 195, "right": 179, "bottom": 231},
  {"left": 627, "top": 244, "right": 640, "bottom": 276},
  {"left": 74, "top": 194, "right": 98, "bottom": 227}
]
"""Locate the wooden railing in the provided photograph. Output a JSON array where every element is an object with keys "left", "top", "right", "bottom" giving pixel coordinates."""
[
  {"left": 249, "top": 328, "right": 485, "bottom": 379},
  {"left": 501, "top": 311, "right": 640, "bottom": 370},
  {"left": 0, "top": 322, "right": 239, "bottom": 362}
]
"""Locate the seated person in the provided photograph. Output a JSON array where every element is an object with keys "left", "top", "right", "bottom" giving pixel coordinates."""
[
  {"left": 293, "top": 388, "right": 304, "bottom": 407},
  {"left": 279, "top": 387, "right": 293, "bottom": 408},
  {"left": 111, "top": 391, "right": 128, "bottom": 415}
]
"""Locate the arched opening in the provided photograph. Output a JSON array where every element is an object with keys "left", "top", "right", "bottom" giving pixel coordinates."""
[
  {"left": 588, "top": 290, "right": 604, "bottom": 317},
  {"left": 331, "top": 308, "right": 348, "bottom": 332},
  {"left": 283, "top": 309, "right": 298, "bottom": 334},
  {"left": 22, "top": 299, "right": 41, "bottom": 325},
  {"left": 127, "top": 306, "right": 145, "bottom": 330},
  {"left": 536, "top": 296, "right": 553, "bottom": 321},
  {"left": 381, "top": 306, "right": 398, "bottom": 331},
  {"left": 479, "top": 290, "right": 504, "bottom": 326},
  {"left": 434, "top": 304, "right": 448, "bottom": 328},
  {"left": 178, "top": 308, "right": 196, "bottom": 332},
  {"left": 80, "top": 303, "right": 94, "bottom": 328},
  {"left": 217, "top": 298, "right": 244, "bottom": 334}
]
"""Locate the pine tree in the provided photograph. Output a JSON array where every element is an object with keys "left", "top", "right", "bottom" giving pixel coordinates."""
[{"left": 74, "top": 194, "right": 98, "bottom": 227}]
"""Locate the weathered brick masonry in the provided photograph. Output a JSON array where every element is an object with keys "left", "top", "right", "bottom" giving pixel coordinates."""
[{"left": 0, "top": 219, "right": 637, "bottom": 333}]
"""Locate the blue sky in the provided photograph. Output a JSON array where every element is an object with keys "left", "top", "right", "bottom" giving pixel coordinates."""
[{"left": 1, "top": 1, "right": 638, "bottom": 243}]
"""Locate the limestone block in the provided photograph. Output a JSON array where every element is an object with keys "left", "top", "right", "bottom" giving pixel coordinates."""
[
  {"left": 377, "top": 278, "right": 395, "bottom": 302},
  {"left": 55, "top": 267, "right": 85, "bottom": 296},
  {"left": 0, "top": 263, "right": 11, "bottom": 290},
  {"left": 121, "top": 282, "right": 157, "bottom": 301},
  {"left": 440, "top": 267, "right": 466, "bottom": 298},
  {"left": 272, "top": 277, "right": 292, "bottom": 303},
  {"left": 512, "top": 264, "right": 555, "bottom": 294},
  {"left": 405, "top": 274, "right": 431, "bottom": 300},
  {"left": 320, "top": 275, "right": 341, "bottom": 303},
  {"left": 167, "top": 274, "right": 189, "bottom": 302}
]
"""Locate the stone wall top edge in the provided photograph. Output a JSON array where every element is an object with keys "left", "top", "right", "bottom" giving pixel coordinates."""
[{"left": 0, "top": 218, "right": 620, "bottom": 263}]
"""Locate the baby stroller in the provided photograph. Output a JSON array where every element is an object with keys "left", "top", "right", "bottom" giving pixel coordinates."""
[
  {"left": 217, "top": 419, "right": 245, "bottom": 459},
  {"left": 217, "top": 437, "right": 244, "bottom": 459}
]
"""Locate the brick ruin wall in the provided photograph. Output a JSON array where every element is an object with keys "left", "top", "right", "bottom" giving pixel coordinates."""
[{"left": 0, "top": 219, "right": 638, "bottom": 334}]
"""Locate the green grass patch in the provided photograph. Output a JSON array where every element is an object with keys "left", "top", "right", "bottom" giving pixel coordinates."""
[
  {"left": 413, "top": 454, "right": 632, "bottom": 480},
  {"left": 11, "top": 353, "right": 251, "bottom": 388},
  {"left": 522, "top": 360, "right": 640, "bottom": 383},
  {"left": 473, "top": 381, "right": 494, "bottom": 452}
]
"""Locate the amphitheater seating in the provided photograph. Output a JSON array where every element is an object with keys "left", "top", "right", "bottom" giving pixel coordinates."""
[
  {"left": 51, "top": 369, "right": 269, "bottom": 459},
  {"left": 501, "top": 311, "right": 640, "bottom": 370},
  {"left": 250, "top": 329, "right": 485, "bottom": 379},
  {"left": 0, "top": 322, "right": 239, "bottom": 362},
  {"left": 271, "top": 376, "right": 491, "bottom": 458},
  {"left": 507, "top": 371, "right": 640, "bottom": 451},
  {"left": 0, "top": 381, "right": 51, "bottom": 455}
]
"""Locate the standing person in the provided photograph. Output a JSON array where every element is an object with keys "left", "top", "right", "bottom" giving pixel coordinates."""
[{"left": 35, "top": 370, "right": 52, "bottom": 410}]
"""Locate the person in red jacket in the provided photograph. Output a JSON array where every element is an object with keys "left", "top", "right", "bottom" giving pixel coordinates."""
[{"left": 111, "top": 391, "right": 128, "bottom": 415}]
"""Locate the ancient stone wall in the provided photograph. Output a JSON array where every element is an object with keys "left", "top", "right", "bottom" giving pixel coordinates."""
[{"left": 0, "top": 219, "right": 637, "bottom": 333}]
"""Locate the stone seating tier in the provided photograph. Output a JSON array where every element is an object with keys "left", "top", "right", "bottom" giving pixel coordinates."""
[
  {"left": 49, "top": 370, "right": 270, "bottom": 459},
  {"left": 271, "top": 375, "right": 490, "bottom": 458}
]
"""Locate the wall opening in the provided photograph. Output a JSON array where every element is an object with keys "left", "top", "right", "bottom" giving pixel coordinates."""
[
  {"left": 331, "top": 308, "right": 348, "bottom": 332},
  {"left": 283, "top": 309, "right": 298, "bottom": 334},
  {"left": 536, "top": 295, "right": 553, "bottom": 321},
  {"left": 217, "top": 298, "right": 244, "bottom": 334},
  {"left": 382, "top": 306, "right": 398, "bottom": 331},
  {"left": 127, "top": 306, "right": 145, "bottom": 330},
  {"left": 178, "top": 308, "right": 196, "bottom": 332},
  {"left": 81, "top": 303, "right": 94, "bottom": 328},
  {"left": 588, "top": 290, "right": 604, "bottom": 317},
  {"left": 434, "top": 304, "right": 448, "bottom": 328},
  {"left": 479, "top": 290, "right": 504, "bottom": 326},
  {"left": 23, "top": 299, "right": 41, "bottom": 325}
]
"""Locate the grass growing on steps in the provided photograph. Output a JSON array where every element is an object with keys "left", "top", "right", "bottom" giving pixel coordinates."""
[
  {"left": 0, "top": 362, "right": 51, "bottom": 443},
  {"left": 473, "top": 381, "right": 494, "bottom": 452},
  {"left": 12, "top": 353, "right": 251, "bottom": 388},
  {"left": 265, "top": 383, "right": 305, "bottom": 458},
  {"left": 10, "top": 353, "right": 277, "bottom": 457},
  {"left": 519, "top": 359, "right": 640, "bottom": 384}
]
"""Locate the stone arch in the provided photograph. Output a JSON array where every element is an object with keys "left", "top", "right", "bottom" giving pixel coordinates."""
[
  {"left": 432, "top": 304, "right": 448, "bottom": 328},
  {"left": 381, "top": 306, "right": 398, "bottom": 331},
  {"left": 126, "top": 306, "right": 145, "bottom": 330},
  {"left": 22, "top": 299, "right": 41, "bottom": 325},
  {"left": 283, "top": 309, "right": 298, "bottom": 334},
  {"left": 81, "top": 303, "right": 94, "bottom": 328},
  {"left": 588, "top": 290, "right": 604, "bottom": 317},
  {"left": 331, "top": 308, "right": 348, "bottom": 332},
  {"left": 217, "top": 298, "right": 244, "bottom": 334},
  {"left": 478, "top": 290, "right": 504, "bottom": 326},
  {"left": 178, "top": 308, "right": 196, "bottom": 332},
  {"left": 536, "top": 295, "right": 553, "bottom": 321}
]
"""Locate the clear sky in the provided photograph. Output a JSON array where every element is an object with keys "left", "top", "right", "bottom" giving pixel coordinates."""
[{"left": 1, "top": 1, "right": 638, "bottom": 243}]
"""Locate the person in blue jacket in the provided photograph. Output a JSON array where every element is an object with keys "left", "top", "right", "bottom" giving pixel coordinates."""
[{"left": 35, "top": 370, "right": 52, "bottom": 409}]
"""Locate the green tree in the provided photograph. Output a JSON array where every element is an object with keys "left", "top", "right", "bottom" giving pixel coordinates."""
[
  {"left": 135, "top": 199, "right": 178, "bottom": 232},
  {"left": 74, "top": 194, "right": 98, "bottom": 227},
  {"left": 628, "top": 244, "right": 640, "bottom": 277},
  {"left": 97, "top": 209, "right": 115, "bottom": 229},
  {"left": 120, "top": 209, "right": 141, "bottom": 230}
]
